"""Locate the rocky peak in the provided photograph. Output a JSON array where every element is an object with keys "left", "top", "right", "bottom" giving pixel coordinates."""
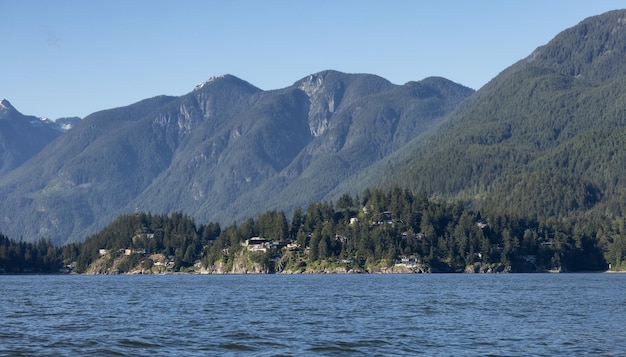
[
  {"left": 194, "top": 75, "right": 229, "bottom": 91},
  {"left": 296, "top": 71, "right": 347, "bottom": 137},
  {"left": 298, "top": 73, "right": 325, "bottom": 97},
  {"left": 0, "top": 99, "right": 16, "bottom": 115},
  {"left": 193, "top": 74, "right": 259, "bottom": 92}
]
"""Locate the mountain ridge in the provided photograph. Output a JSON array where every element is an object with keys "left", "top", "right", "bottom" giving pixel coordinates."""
[
  {"left": 0, "top": 99, "right": 80, "bottom": 176},
  {"left": 376, "top": 8, "right": 626, "bottom": 220},
  {"left": 4, "top": 9, "right": 626, "bottom": 245},
  {"left": 0, "top": 71, "right": 472, "bottom": 244}
]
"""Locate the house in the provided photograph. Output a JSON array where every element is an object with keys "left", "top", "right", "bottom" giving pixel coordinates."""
[
  {"left": 121, "top": 248, "right": 147, "bottom": 256},
  {"left": 242, "top": 237, "right": 270, "bottom": 252},
  {"left": 395, "top": 255, "right": 419, "bottom": 267},
  {"left": 99, "top": 249, "right": 108, "bottom": 256},
  {"left": 286, "top": 243, "right": 300, "bottom": 251},
  {"left": 245, "top": 237, "right": 268, "bottom": 245},
  {"left": 372, "top": 211, "right": 395, "bottom": 226},
  {"left": 64, "top": 261, "right": 76, "bottom": 272},
  {"left": 271, "top": 241, "right": 288, "bottom": 249},
  {"left": 249, "top": 245, "right": 268, "bottom": 252},
  {"left": 401, "top": 232, "right": 425, "bottom": 241}
]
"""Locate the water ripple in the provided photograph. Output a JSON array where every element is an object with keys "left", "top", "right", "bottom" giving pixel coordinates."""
[{"left": 1, "top": 274, "right": 625, "bottom": 356}]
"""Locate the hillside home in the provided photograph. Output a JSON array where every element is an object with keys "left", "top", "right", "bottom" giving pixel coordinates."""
[
  {"left": 286, "top": 243, "right": 300, "bottom": 251},
  {"left": 242, "top": 237, "right": 270, "bottom": 252}
]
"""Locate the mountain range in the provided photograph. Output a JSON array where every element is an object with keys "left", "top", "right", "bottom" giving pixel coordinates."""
[
  {"left": 2, "top": 9, "right": 626, "bottom": 245},
  {"left": 0, "top": 72, "right": 472, "bottom": 244},
  {"left": 0, "top": 99, "right": 79, "bottom": 176}
]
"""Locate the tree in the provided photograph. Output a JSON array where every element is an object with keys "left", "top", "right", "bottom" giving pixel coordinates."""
[
  {"left": 336, "top": 193, "right": 354, "bottom": 210},
  {"left": 290, "top": 207, "right": 305, "bottom": 239}
]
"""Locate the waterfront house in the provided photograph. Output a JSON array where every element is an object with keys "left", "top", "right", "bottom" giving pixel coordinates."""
[{"left": 243, "top": 237, "right": 270, "bottom": 252}]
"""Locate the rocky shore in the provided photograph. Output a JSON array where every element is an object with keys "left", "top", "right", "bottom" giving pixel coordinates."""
[{"left": 82, "top": 251, "right": 557, "bottom": 275}]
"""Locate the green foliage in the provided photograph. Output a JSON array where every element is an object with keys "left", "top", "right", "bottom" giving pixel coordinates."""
[
  {"left": 0, "top": 235, "right": 61, "bottom": 273},
  {"left": 6, "top": 12, "right": 626, "bottom": 274},
  {"left": 183, "top": 188, "right": 612, "bottom": 273},
  {"left": 71, "top": 212, "right": 219, "bottom": 273},
  {"left": 1, "top": 186, "right": 622, "bottom": 273},
  {"left": 357, "top": 11, "right": 626, "bottom": 236}
]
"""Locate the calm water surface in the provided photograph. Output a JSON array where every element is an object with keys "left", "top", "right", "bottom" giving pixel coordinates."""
[{"left": 1, "top": 274, "right": 625, "bottom": 356}]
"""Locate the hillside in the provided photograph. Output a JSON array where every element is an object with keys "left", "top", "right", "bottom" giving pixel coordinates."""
[
  {"left": 368, "top": 9, "right": 626, "bottom": 221},
  {"left": 0, "top": 73, "right": 472, "bottom": 244},
  {"left": 5, "top": 8, "right": 626, "bottom": 247},
  {"left": 177, "top": 73, "right": 472, "bottom": 222},
  {"left": 3, "top": 187, "right": 607, "bottom": 275},
  {"left": 0, "top": 99, "right": 75, "bottom": 176}
]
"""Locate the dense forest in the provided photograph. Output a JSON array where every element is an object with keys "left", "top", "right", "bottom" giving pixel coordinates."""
[
  {"left": 361, "top": 11, "right": 626, "bottom": 238},
  {"left": 0, "top": 235, "right": 60, "bottom": 273},
  {"left": 1, "top": 187, "right": 624, "bottom": 274}
]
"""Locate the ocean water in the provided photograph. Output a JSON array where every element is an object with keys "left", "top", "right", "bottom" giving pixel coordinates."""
[{"left": 1, "top": 273, "right": 625, "bottom": 356}]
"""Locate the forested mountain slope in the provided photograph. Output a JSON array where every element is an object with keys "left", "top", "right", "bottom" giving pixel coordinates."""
[
  {"left": 7, "top": 8, "right": 625, "bottom": 247},
  {"left": 0, "top": 73, "right": 472, "bottom": 244},
  {"left": 218, "top": 75, "right": 473, "bottom": 220},
  {"left": 375, "top": 9, "right": 626, "bottom": 221}
]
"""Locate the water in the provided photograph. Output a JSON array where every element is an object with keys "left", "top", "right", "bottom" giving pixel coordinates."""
[{"left": 1, "top": 274, "right": 625, "bottom": 356}]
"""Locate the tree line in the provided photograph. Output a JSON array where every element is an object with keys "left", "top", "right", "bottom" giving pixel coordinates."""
[
  {"left": 2, "top": 187, "right": 623, "bottom": 274},
  {"left": 0, "top": 234, "right": 60, "bottom": 273}
]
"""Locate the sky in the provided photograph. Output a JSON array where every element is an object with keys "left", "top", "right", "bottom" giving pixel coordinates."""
[{"left": 1, "top": 1, "right": 623, "bottom": 119}]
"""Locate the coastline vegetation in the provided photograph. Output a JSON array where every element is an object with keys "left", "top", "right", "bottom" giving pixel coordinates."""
[{"left": 1, "top": 187, "right": 625, "bottom": 274}]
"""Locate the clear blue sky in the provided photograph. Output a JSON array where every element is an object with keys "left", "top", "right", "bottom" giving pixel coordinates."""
[{"left": 1, "top": 1, "right": 623, "bottom": 119}]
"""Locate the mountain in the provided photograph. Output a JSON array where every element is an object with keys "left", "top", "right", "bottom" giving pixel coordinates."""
[
  {"left": 9, "top": 8, "right": 626, "bottom": 246},
  {"left": 127, "top": 72, "right": 473, "bottom": 222},
  {"left": 0, "top": 72, "right": 472, "bottom": 244},
  {"left": 51, "top": 116, "right": 81, "bottom": 131},
  {"left": 373, "top": 9, "right": 626, "bottom": 220},
  {"left": 0, "top": 99, "right": 78, "bottom": 176}
]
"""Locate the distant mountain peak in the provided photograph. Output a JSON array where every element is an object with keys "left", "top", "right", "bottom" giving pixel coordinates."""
[
  {"left": 194, "top": 75, "right": 229, "bottom": 90},
  {"left": 0, "top": 99, "right": 16, "bottom": 113},
  {"left": 296, "top": 70, "right": 346, "bottom": 96},
  {"left": 194, "top": 74, "right": 249, "bottom": 89},
  {"left": 298, "top": 73, "right": 325, "bottom": 97},
  {"left": 0, "top": 99, "right": 79, "bottom": 133}
]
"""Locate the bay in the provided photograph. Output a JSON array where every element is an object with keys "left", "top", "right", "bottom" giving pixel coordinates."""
[{"left": 1, "top": 273, "right": 625, "bottom": 356}]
